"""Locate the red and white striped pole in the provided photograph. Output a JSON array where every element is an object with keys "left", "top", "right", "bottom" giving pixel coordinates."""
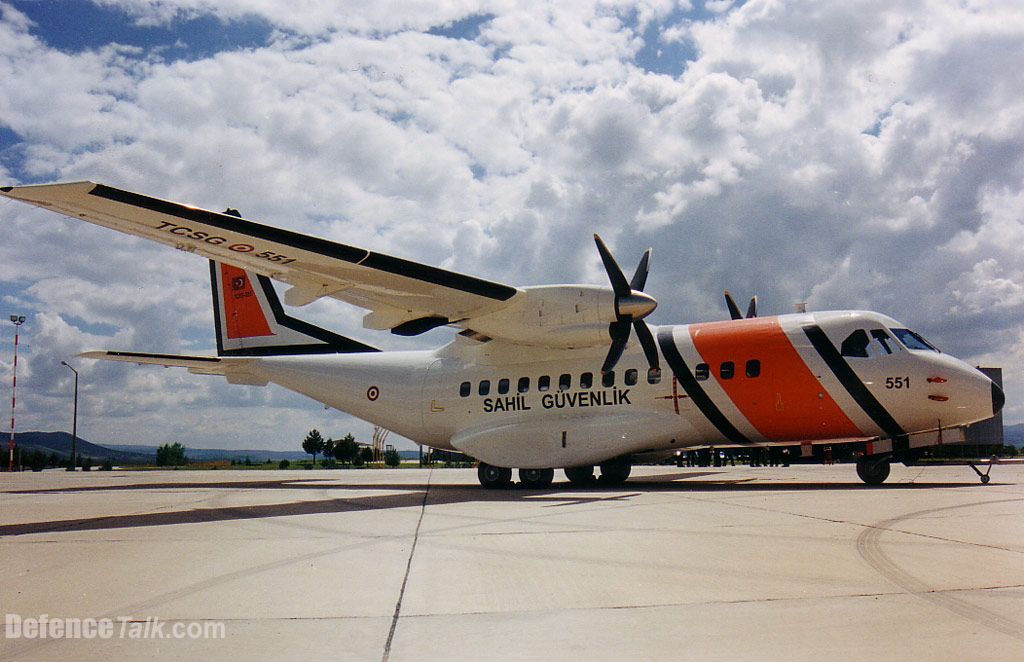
[{"left": 9, "top": 315, "right": 25, "bottom": 472}]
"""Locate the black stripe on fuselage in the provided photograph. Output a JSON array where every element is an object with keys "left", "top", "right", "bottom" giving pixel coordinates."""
[
  {"left": 657, "top": 328, "right": 750, "bottom": 445},
  {"left": 802, "top": 324, "right": 905, "bottom": 439},
  {"left": 89, "top": 184, "right": 517, "bottom": 302}
]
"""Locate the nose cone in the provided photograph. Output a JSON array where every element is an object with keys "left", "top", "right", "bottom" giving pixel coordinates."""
[{"left": 992, "top": 380, "right": 1005, "bottom": 416}]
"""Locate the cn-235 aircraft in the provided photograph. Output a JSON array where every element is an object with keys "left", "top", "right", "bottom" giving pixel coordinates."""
[{"left": 1, "top": 182, "right": 1005, "bottom": 488}]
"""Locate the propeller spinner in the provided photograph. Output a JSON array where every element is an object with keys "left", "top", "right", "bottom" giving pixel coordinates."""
[{"left": 594, "top": 234, "right": 660, "bottom": 376}]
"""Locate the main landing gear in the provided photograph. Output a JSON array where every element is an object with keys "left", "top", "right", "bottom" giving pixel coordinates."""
[
  {"left": 564, "top": 460, "right": 632, "bottom": 487},
  {"left": 476, "top": 463, "right": 554, "bottom": 489},
  {"left": 476, "top": 462, "right": 632, "bottom": 489},
  {"left": 856, "top": 455, "right": 891, "bottom": 485}
]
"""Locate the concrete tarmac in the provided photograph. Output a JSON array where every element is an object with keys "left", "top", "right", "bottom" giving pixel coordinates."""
[{"left": 1, "top": 464, "right": 1022, "bottom": 661}]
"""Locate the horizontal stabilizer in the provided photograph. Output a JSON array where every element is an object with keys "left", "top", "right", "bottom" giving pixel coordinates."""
[{"left": 79, "top": 350, "right": 267, "bottom": 384}]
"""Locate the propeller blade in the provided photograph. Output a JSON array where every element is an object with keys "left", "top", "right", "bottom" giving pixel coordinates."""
[
  {"left": 602, "top": 321, "right": 631, "bottom": 373},
  {"left": 594, "top": 234, "right": 631, "bottom": 298},
  {"left": 633, "top": 320, "right": 660, "bottom": 374},
  {"left": 629, "top": 248, "right": 651, "bottom": 291},
  {"left": 724, "top": 291, "right": 743, "bottom": 320},
  {"left": 746, "top": 296, "right": 758, "bottom": 319}
]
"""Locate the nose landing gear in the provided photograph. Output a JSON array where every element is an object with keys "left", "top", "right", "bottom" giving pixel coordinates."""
[{"left": 856, "top": 455, "right": 891, "bottom": 485}]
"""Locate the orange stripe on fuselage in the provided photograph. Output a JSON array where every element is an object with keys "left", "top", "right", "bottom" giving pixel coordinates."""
[
  {"left": 689, "top": 318, "right": 862, "bottom": 441},
  {"left": 220, "top": 264, "right": 274, "bottom": 339}
]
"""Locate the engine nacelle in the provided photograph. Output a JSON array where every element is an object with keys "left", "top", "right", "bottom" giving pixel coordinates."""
[{"left": 464, "top": 285, "right": 617, "bottom": 348}]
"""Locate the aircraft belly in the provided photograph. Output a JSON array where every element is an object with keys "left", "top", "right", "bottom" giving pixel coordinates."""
[{"left": 449, "top": 411, "right": 683, "bottom": 469}]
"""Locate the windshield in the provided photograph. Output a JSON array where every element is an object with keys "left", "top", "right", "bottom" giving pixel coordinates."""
[{"left": 890, "top": 328, "right": 939, "bottom": 352}]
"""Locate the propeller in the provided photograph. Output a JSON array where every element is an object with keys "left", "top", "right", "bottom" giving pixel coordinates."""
[
  {"left": 593, "top": 234, "right": 659, "bottom": 375},
  {"left": 724, "top": 290, "right": 757, "bottom": 320}
]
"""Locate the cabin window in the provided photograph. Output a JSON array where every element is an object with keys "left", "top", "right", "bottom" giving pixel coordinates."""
[
  {"left": 538, "top": 375, "right": 551, "bottom": 392},
  {"left": 602, "top": 371, "right": 615, "bottom": 387},
  {"left": 559, "top": 373, "right": 572, "bottom": 391},
  {"left": 479, "top": 380, "right": 491, "bottom": 396},
  {"left": 625, "top": 368, "right": 638, "bottom": 386},
  {"left": 498, "top": 378, "right": 510, "bottom": 395},
  {"left": 518, "top": 377, "right": 530, "bottom": 393},
  {"left": 695, "top": 363, "right": 709, "bottom": 381},
  {"left": 647, "top": 368, "right": 662, "bottom": 384},
  {"left": 720, "top": 361, "right": 735, "bottom": 379},
  {"left": 745, "top": 359, "right": 761, "bottom": 378},
  {"left": 580, "top": 372, "right": 593, "bottom": 389},
  {"left": 459, "top": 381, "right": 471, "bottom": 397}
]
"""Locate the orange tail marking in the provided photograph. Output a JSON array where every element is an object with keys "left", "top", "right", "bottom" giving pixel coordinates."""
[
  {"left": 220, "top": 264, "right": 274, "bottom": 339},
  {"left": 689, "top": 318, "right": 862, "bottom": 441}
]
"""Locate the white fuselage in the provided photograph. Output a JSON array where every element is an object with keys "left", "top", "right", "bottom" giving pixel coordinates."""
[{"left": 244, "top": 311, "right": 999, "bottom": 469}]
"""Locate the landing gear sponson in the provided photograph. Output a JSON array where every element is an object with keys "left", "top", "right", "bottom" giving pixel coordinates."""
[{"left": 477, "top": 461, "right": 633, "bottom": 488}]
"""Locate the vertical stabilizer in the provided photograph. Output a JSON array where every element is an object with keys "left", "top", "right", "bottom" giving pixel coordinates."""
[{"left": 210, "top": 261, "right": 378, "bottom": 356}]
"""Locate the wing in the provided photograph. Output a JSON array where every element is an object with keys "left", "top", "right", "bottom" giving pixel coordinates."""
[{"left": 1, "top": 181, "right": 518, "bottom": 332}]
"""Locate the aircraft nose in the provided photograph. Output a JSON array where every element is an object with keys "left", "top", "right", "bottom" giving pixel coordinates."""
[{"left": 992, "top": 380, "right": 1005, "bottom": 416}]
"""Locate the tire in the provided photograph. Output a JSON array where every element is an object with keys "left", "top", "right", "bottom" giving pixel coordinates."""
[
  {"left": 856, "top": 456, "right": 890, "bottom": 485},
  {"left": 598, "top": 459, "right": 632, "bottom": 485},
  {"left": 519, "top": 467, "right": 554, "bottom": 489},
  {"left": 564, "top": 465, "right": 595, "bottom": 486},
  {"left": 477, "top": 462, "right": 513, "bottom": 489}
]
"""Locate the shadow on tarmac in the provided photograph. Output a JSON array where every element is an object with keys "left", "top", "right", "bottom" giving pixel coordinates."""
[{"left": 0, "top": 471, "right": 992, "bottom": 537}]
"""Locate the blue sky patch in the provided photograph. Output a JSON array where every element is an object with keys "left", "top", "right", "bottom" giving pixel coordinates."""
[
  {"left": 427, "top": 13, "right": 494, "bottom": 41},
  {"left": 10, "top": 0, "right": 273, "bottom": 61}
]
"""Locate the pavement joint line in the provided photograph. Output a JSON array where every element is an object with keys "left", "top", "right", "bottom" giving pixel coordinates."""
[{"left": 382, "top": 468, "right": 432, "bottom": 662}]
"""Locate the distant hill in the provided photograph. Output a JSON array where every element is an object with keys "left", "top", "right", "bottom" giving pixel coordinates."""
[
  {"left": 14, "top": 431, "right": 154, "bottom": 464},
  {"left": 18, "top": 432, "right": 419, "bottom": 464},
  {"left": 104, "top": 444, "right": 310, "bottom": 462},
  {"left": 1005, "top": 423, "right": 1024, "bottom": 447}
]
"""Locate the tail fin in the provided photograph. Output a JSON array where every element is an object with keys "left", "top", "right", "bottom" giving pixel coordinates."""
[{"left": 209, "top": 261, "right": 378, "bottom": 356}]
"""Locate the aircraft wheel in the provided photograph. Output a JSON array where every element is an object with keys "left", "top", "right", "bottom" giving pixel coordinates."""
[
  {"left": 981, "top": 474, "right": 991, "bottom": 484},
  {"left": 477, "top": 463, "right": 513, "bottom": 489},
  {"left": 564, "top": 465, "right": 595, "bottom": 486},
  {"left": 856, "top": 456, "right": 890, "bottom": 485},
  {"left": 599, "top": 459, "right": 632, "bottom": 485},
  {"left": 519, "top": 467, "right": 554, "bottom": 489}
]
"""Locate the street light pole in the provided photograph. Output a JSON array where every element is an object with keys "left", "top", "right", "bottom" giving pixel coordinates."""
[
  {"left": 8, "top": 315, "right": 25, "bottom": 472},
  {"left": 61, "top": 361, "right": 78, "bottom": 471}
]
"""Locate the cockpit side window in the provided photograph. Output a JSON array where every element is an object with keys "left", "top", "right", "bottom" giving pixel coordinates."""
[
  {"left": 840, "top": 329, "right": 870, "bottom": 358},
  {"left": 890, "top": 328, "right": 939, "bottom": 352}
]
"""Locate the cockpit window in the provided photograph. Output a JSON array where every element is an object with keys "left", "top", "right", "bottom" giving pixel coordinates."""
[
  {"left": 842, "top": 328, "right": 904, "bottom": 359},
  {"left": 840, "top": 330, "right": 870, "bottom": 358},
  {"left": 890, "top": 328, "right": 939, "bottom": 352},
  {"left": 870, "top": 329, "right": 897, "bottom": 355}
]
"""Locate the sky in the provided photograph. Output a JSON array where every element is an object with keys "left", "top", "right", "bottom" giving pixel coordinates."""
[{"left": 0, "top": 0, "right": 1021, "bottom": 452}]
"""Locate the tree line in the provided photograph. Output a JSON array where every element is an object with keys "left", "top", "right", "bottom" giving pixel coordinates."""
[{"left": 302, "top": 429, "right": 400, "bottom": 467}]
